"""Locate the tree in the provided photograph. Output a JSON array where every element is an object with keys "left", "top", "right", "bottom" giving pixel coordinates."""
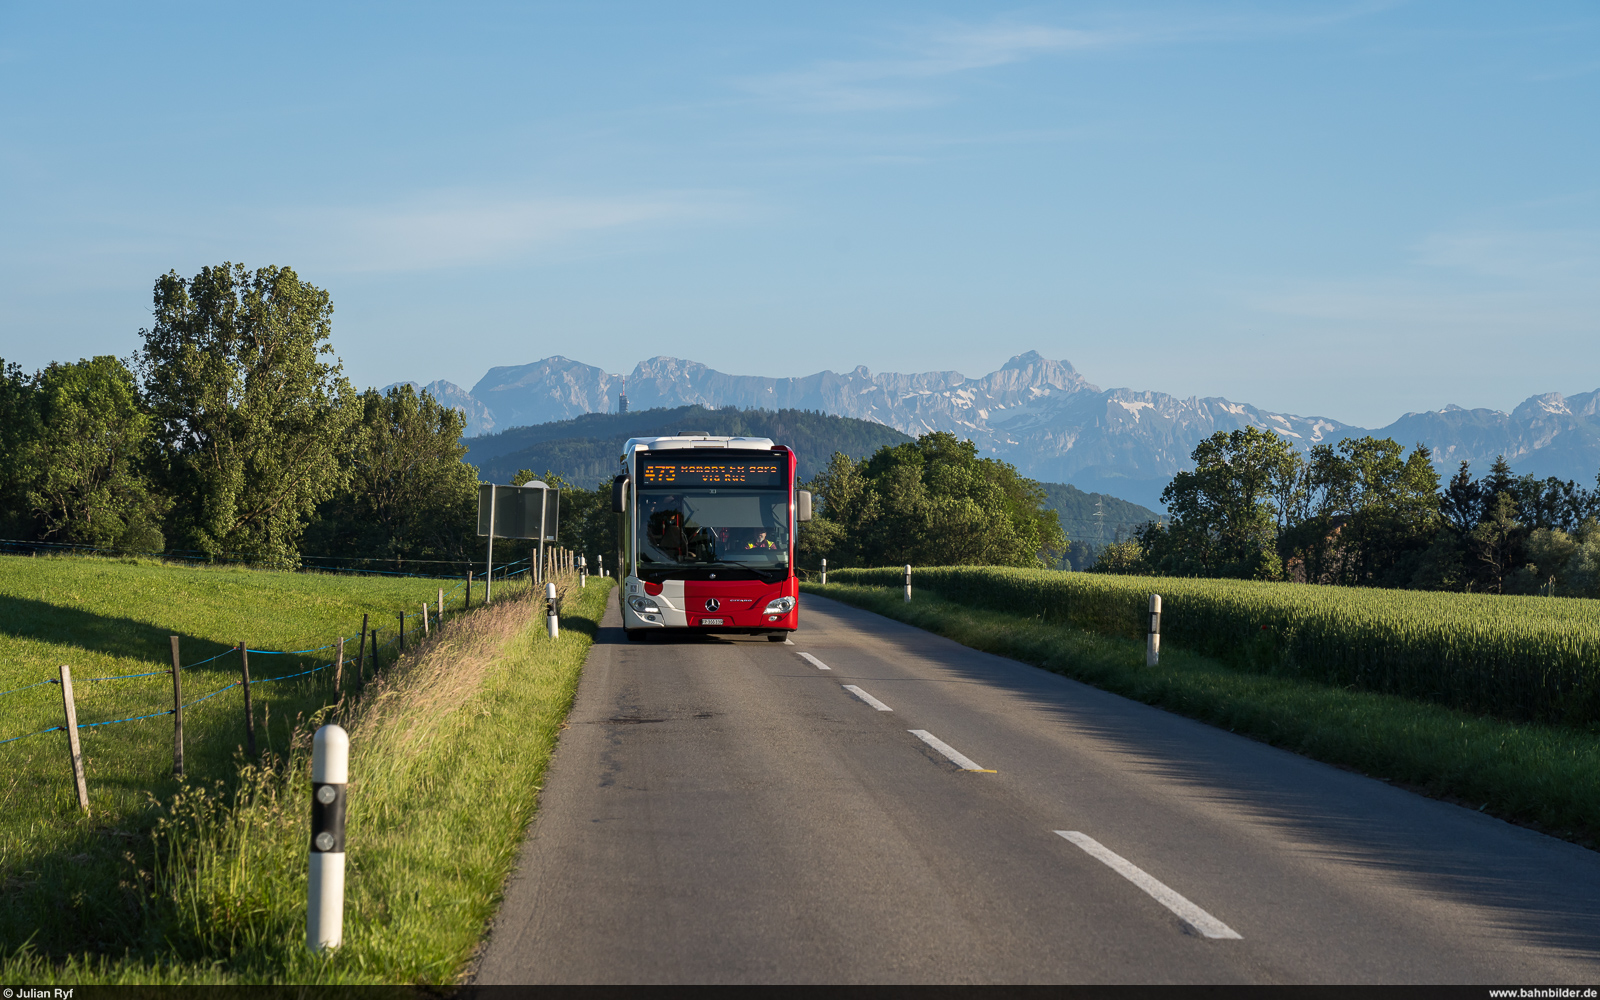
[
  {"left": 305, "top": 384, "right": 478, "bottom": 564},
  {"left": 138, "top": 263, "right": 357, "bottom": 565},
  {"left": 1149, "top": 426, "right": 1297, "bottom": 579},
  {"left": 1469, "top": 491, "right": 1525, "bottom": 593},
  {"left": 18, "top": 357, "right": 169, "bottom": 549},
  {"left": 0, "top": 359, "right": 41, "bottom": 539},
  {"left": 803, "top": 434, "right": 1064, "bottom": 568},
  {"left": 1440, "top": 461, "right": 1483, "bottom": 535}
]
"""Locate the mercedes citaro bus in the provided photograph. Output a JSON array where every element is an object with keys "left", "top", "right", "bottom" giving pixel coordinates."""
[{"left": 612, "top": 436, "right": 812, "bottom": 641}]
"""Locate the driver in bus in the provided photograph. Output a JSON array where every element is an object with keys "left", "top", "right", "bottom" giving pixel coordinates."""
[{"left": 745, "top": 528, "right": 778, "bottom": 551}]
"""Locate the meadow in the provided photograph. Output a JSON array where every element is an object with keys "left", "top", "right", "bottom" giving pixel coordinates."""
[{"left": 0, "top": 554, "right": 527, "bottom": 962}]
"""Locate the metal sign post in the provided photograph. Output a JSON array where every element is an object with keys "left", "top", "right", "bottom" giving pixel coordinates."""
[{"left": 485, "top": 484, "right": 498, "bottom": 604}]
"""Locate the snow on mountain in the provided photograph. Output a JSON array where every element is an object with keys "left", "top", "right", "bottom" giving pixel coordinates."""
[{"left": 394, "top": 353, "right": 1600, "bottom": 510}]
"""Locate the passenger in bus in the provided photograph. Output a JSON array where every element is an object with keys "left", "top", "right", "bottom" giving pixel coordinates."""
[{"left": 646, "top": 495, "right": 687, "bottom": 558}]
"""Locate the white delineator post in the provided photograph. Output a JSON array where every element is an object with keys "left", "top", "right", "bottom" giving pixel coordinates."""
[
  {"left": 307, "top": 724, "right": 349, "bottom": 952},
  {"left": 1147, "top": 593, "right": 1162, "bottom": 667},
  {"left": 546, "top": 582, "right": 560, "bottom": 639},
  {"left": 821, "top": 558, "right": 827, "bottom": 586},
  {"left": 579, "top": 555, "right": 587, "bottom": 588},
  {"left": 904, "top": 564, "right": 912, "bottom": 603}
]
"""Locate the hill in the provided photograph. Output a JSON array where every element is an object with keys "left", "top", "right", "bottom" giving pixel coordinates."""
[
  {"left": 463, "top": 406, "right": 914, "bottom": 486},
  {"left": 1037, "top": 482, "right": 1159, "bottom": 569}
]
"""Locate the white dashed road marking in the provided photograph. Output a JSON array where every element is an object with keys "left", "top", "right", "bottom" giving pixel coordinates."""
[
  {"left": 907, "top": 729, "right": 993, "bottom": 771},
  {"left": 797, "top": 651, "right": 831, "bottom": 670},
  {"left": 842, "top": 684, "right": 893, "bottom": 711},
  {"left": 1055, "top": 831, "right": 1242, "bottom": 940}
]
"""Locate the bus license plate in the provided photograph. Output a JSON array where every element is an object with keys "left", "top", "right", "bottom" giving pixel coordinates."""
[{"left": 700, "top": 618, "right": 724, "bottom": 625}]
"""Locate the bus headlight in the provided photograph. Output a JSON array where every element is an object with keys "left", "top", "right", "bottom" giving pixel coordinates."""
[
  {"left": 628, "top": 596, "right": 662, "bottom": 615},
  {"left": 763, "top": 597, "right": 795, "bottom": 615}
]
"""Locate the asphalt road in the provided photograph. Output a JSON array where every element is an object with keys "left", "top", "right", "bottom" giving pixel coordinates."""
[{"left": 475, "top": 591, "right": 1600, "bottom": 984}]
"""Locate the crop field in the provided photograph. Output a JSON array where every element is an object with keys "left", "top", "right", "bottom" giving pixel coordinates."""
[
  {"left": 0, "top": 554, "right": 527, "bottom": 958},
  {"left": 833, "top": 566, "right": 1600, "bottom": 727}
]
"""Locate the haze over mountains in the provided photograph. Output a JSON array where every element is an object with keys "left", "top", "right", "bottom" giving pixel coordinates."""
[{"left": 395, "top": 353, "right": 1600, "bottom": 510}]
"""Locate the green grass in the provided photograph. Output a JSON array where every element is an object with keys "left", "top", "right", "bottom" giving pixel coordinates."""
[
  {"left": 2, "top": 556, "right": 611, "bottom": 983},
  {"left": 807, "top": 581, "right": 1600, "bottom": 848},
  {"left": 831, "top": 565, "right": 1600, "bottom": 725},
  {"left": 0, "top": 553, "right": 517, "bottom": 962}
]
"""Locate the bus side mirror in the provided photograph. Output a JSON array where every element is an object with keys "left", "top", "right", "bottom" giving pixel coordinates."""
[
  {"left": 612, "top": 475, "right": 629, "bottom": 513},
  {"left": 796, "top": 490, "right": 812, "bottom": 522}
]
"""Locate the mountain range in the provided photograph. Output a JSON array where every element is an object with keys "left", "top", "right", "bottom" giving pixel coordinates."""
[{"left": 393, "top": 353, "right": 1600, "bottom": 511}]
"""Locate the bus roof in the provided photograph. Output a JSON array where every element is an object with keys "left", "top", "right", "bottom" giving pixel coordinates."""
[{"left": 620, "top": 435, "right": 779, "bottom": 463}]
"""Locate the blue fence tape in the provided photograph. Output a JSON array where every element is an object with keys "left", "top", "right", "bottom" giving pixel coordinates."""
[
  {"left": 0, "top": 725, "right": 63, "bottom": 746},
  {"left": 80, "top": 707, "right": 175, "bottom": 729},
  {"left": 0, "top": 679, "right": 58, "bottom": 699},
  {"left": 81, "top": 668, "right": 174, "bottom": 683}
]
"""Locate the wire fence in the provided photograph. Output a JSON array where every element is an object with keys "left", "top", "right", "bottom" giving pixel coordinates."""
[
  {"left": 0, "top": 569, "right": 525, "bottom": 766},
  {"left": 1, "top": 542, "right": 599, "bottom": 812}
]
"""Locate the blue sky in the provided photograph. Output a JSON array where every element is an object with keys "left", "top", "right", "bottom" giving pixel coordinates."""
[{"left": 2, "top": 1, "right": 1596, "bottom": 428}]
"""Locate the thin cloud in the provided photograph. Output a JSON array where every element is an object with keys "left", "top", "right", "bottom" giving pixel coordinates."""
[
  {"left": 288, "top": 192, "right": 746, "bottom": 272},
  {"left": 741, "top": 5, "right": 1396, "bottom": 112},
  {"left": 742, "top": 23, "right": 1110, "bottom": 112}
]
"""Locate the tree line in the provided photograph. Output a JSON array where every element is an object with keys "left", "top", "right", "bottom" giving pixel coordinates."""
[
  {"left": 1095, "top": 426, "right": 1600, "bottom": 597},
  {"left": 0, "top": 263, "right": 615, "bottom": 571}
]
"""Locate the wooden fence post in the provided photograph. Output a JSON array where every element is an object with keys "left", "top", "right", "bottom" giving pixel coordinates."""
[
  {"left": 335, "top": 636, "right": 345, "bottom": 691},
  {"left": 370, "top": 629, "right": 379, "bottom": 675},
  {"left": 58, "top": 664, "right": 89, "bottom": 814},
  {"left": 238, "top": 642, "right": 256, "bottom": 758},
  {"left": 356, "top": 614, "right": 368, "bottom": 681},
  {"left": 421, "top": 603, "right": 429, "bottom": 636},
  {"left": 399, "top": 611, "right": 405, "bottom": 652},
  {"left": 169, "top": 636, "right": 184, "bottom": 777},
  {"left": 465, "top": 571, "right": 472, "bottom": 609},
  {"left": 437, "top": 588, "right": 444, "bottom": 627}
]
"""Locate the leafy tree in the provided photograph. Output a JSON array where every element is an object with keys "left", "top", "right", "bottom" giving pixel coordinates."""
[
  {"left": 805, "top": 434, "right": 1063, "bottom": 568},
  {"left": 305, "top": 384, "right": 478, "bottom": 565},
  {"left": 18, "top": 357, "right": 169, "bottom": 549},
  {"left": 1091, "top": 537, "right": 1146, "bottom": 573},
  {"left": 0, "top": 359, "right": 41, "bottom": 539},
  {"left": 137, "top": 263, "right": 357, "bottom": 565},
  {"left": 1144, "top": 427, "right": 1297, "bottom": 579}
]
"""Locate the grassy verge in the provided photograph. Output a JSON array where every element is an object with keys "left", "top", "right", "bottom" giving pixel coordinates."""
[
  {"left": 806, "top": 582, "right": 1600, "bottom": 849},
  {"left": 1, "top": 554, "right": 493, "bottom": 960},
  {"left": 3, "top": 555, "right": 596, "bottom": 982}
]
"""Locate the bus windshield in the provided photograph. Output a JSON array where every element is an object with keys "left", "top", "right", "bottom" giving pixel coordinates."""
[{"left": 638, "top": 487, "right": 789, "bottom": 577}]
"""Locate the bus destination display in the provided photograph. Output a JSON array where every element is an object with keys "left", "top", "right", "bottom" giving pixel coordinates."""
[{"left": 640, "top": 459, "right": 784, "bottom": 487}]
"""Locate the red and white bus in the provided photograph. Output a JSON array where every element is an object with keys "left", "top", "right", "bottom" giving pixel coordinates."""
[{"left": 612, "top": 435, "right": 812, "bottom": 641}]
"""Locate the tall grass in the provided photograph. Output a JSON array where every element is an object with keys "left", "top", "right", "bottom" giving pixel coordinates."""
[
  {"left": 3, "top": 570, "right": 611, "bottom": 983},
  {"left": 833, "top": 566, "right": 1600, "bottom": 726},
  {"left": 1, "top": 554, "right": 489, "bottom": 962}
]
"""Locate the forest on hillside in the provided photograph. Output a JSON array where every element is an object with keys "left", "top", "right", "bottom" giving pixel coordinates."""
[{"left": 464, "top": 405, "right": 913, "bottom": 485}]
